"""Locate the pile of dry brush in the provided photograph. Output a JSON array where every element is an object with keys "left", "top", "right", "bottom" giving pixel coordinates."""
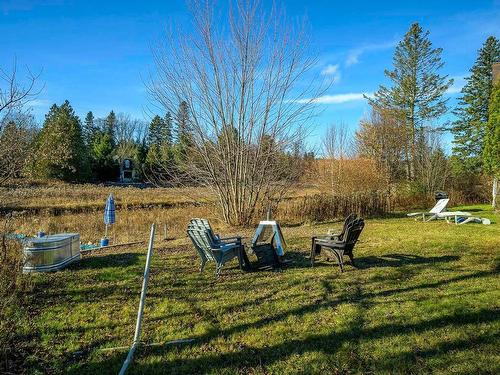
[{"left": 0, "top": 218, "right": 32, "bottom": 373}]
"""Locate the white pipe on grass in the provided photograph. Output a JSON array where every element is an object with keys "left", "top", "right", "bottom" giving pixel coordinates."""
[{"left": 118, "top": 223, "right": 156, "bottom": 375}]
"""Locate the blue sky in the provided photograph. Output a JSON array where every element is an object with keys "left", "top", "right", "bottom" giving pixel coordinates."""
[{"left": 1, "top": 0, "right": 499, "bottom": 150}]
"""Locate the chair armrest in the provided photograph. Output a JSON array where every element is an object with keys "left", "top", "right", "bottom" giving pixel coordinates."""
[
  {"left": 407, "top": 212, "right": 422, "bottom": 217},
  {"left": 312, "top": 234, "right": 341, "bottom": 240},
  {"left": 315, "top": 238, "right": 342, "bottom": 245},
  {"left": 215, "top": 243, "right": 240, "bottom": 252},
  {"left": 317, "top": 241, "right": 345, "bottom": 250},
  {"left": 220, "top": 236, "right": 241, "bottom": 242},
  {"left": 327, "top": 228, "right": 341, "bottom": 235},
  {"left": 408, "top": 212, "right": 435, "bottom": 217}
]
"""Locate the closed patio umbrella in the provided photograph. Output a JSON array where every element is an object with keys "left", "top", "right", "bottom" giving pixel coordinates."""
[{"left": 104, "top": 193, "right": 116, "bottom": 238}]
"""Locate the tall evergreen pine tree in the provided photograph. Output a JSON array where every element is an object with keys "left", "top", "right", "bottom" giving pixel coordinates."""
[
  {"left": 451, "top": 36, "right": 500, "bottom": 176},
  {"left": 367, "top": 23, "right": 453, "bottom": 181},
  {"left": 174, "top": 101, "right": 192, "bottom": 168},
  {"left": 164, "top": 111, "right": 173, "bottom": 146},
  {"left": 146, "top": 115, "right": 172, "bottom": 147},
  {"left": 105, "top": 110, "right": 117, "bottom": 146},
  {"left": 146, "top": 113, "right": 175, "bottom": 175},
  {"left": 176, "top": 101, "right": 190, "bottom": 141},
  {"left": 82, "top": 111, "right": 97, "bottom": 147},
  {"left": 32, "top": 100, "right": 89, "bottom": 181}
]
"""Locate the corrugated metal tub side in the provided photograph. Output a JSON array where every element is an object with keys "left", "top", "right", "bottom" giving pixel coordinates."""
[{"left": 23, "top": 233, "right": 81, "bottom": 273}]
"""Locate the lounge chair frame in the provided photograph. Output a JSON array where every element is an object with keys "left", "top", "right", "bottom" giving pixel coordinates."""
[{"left": 407, "top": 198, "right": 449, "bottom": 222}]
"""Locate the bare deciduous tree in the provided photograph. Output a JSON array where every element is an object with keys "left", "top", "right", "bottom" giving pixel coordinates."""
[
  {"left": 0, "top": 112, "right": 37, "bottom": 184},
  {"left": 147, "top": 0, "right": 326, "bottom": 225},
  {"left": 415, "top": 129, "right": 450, "bottom": 194},
  {"left": 0, "top": 58, "right": 42, "bottom": 122},
  {"left": 356, "top": 108, "right": 407, "bottom": 184},
  {"left": 0, "top": 59, "right": 42, "bottom": 184},
  {"left": 113, "top": 113, "right": 148, "bottom": 173},
  {"left": 322, "top": 122, "right": 353, "bottom": 193}
]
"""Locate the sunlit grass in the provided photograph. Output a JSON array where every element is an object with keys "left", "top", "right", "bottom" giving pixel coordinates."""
[{"left": 14, "top": 205, "right": 500, "bottom": 374}]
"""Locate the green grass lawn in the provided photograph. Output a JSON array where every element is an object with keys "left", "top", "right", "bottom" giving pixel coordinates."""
[{"left": 18, "top": 205, "right": 500, "bottom": 374}]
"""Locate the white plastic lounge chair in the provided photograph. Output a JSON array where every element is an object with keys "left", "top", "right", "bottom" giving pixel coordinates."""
[
  {"left": 437, "top": 211, "right": 491, "bottom": 225},
  {"left": 407, "top": 198, "right": 449, "bottom": 222}
]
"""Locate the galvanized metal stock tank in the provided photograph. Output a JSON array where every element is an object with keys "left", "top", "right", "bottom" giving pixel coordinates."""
[{"left": 23, "top": 233, "right": 81, "bottom": 273}]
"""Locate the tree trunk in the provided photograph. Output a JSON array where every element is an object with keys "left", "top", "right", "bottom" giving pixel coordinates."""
[{"left": 493, "top": 177, "right": 498, "bottom": 210}]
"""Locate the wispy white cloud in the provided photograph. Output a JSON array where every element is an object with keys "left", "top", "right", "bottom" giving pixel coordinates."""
[
  {"left": 321, "top": 64, "right": 339, "bottom": 75},
  {"left": 345, "top": 40, "right": 397, "bottom": 67},
  {"left": 446, "top": 75, "right": 466, "bottom": 95},
  {"left": 321, "top": 63, "right": 341, "bottom": 84},
  {"left": 296, "top": 92, "right": 373, "bottom": 104},
  {"left": 29, "top": 99, "right": 51, "bottom": 107}
]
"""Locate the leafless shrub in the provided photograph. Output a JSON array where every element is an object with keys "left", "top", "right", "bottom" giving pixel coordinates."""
[
  {"left": 0, "top": 216, "right": 30, "bottom": 373},
  {"left": 147, "top": 0, "right": 327, "bottom": 225},
  {"left": 276, "top": 191, "right": 391, "bottom": 223}
]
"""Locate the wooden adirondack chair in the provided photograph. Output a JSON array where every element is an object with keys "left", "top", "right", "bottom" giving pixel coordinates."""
[
  {"left": 190, "top": 218, "right": 242, "bottom": 246},
  {"left": 310, "top": 218, "right": 365, "bottom": 272},
  {"left": 187, "top": 224, "right": 245, "bottom": 277},
  {"left": 323, "top": 213, "right": 358, "bottom": 241}
]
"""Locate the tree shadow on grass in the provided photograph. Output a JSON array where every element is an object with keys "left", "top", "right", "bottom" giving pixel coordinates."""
[
  {"left": 352, "top": 253, "right": 459, "bottom": 269},
  {"left": 59, "top": 266, "right": 498, "bottom": 374},
  {"left": 66, "top": 307, "right": 499, "bottom": 375},
  {"left": 70, "top": 252, "right": 142, "bottom": 271}
]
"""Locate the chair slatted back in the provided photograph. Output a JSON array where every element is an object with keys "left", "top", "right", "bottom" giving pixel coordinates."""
[
  {"left": 187, "top": 226, "right": 216, "bottom": 261},
  {"left": 190, "top": 218, "right": 220, "bottom": 244},
  {"left": 343, "top": 218, "right": 365, "bottom": 252},
  {"left": 337, "top": 213, "right": 358, "bottom": 240}
]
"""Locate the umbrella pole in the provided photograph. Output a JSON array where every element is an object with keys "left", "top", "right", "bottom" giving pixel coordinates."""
[{"left": 105, "top": 224, "right": 108, "bottom": 239}]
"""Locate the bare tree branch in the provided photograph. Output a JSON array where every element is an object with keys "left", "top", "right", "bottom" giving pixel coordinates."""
[
  {"left": 0, "top": 57, "right": 43, "bottom": 122},
  {"left": 146, "top": 0, "right": 327, "bottom": 225}
]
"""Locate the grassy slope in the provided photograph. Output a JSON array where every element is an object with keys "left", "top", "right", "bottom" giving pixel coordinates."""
[{"left": 18, "top": 205, "right": 500, "bottom": 374}]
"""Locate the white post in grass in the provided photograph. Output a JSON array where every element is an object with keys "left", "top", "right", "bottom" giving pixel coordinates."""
[{"left": 119, "top": 223, "right": 156, "bottom": 375}]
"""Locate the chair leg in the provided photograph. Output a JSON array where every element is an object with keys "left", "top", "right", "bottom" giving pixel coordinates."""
[
  {"left": 310, "top": 238, "right": 316, "bottom": 266},
  {"left": 215, "top": 264, "right": 223, "bottom": 277},
  {"left": 200, "top": 259, "right": 207, "bottom": 273},
  {"left": 347, "top": 252, "right": 355, "bottom": 267},
  {"left": 237, "top": 248, "right": 243, "bottom": 270},
  {"left": 332, "top": 250, "right": 344, "bottom": 272}
]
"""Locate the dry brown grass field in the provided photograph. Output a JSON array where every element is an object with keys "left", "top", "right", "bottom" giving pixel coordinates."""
[{"left": 0, "top": 181, "right": 324, "bottom": 244}]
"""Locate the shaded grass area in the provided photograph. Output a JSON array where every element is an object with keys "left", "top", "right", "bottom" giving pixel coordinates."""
[{"left": 15, "top": 205, "right": 500, "bottom": 374}]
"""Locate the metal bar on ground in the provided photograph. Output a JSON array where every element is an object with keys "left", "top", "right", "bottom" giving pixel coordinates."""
[
  {"left": 80, "top": 240, "right": 145, "bottom": 253},
  {"left": 118, "top": 223, "right": 156, "bottom": 375},
  {"left": 100, "top": 338, "right": 195, "bottom": 352}
]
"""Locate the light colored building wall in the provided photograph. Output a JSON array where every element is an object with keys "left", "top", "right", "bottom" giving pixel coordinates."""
[{"left": 493, "top": 62, "right": 500, "bottom": 85}]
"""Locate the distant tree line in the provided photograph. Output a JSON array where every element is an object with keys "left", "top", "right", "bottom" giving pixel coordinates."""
[
  {"left": 25, "top": 100, "right": 211, "bottom": 183},
  {"left": 1, "top": 98, "right": 312, "bottom": 187}
]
